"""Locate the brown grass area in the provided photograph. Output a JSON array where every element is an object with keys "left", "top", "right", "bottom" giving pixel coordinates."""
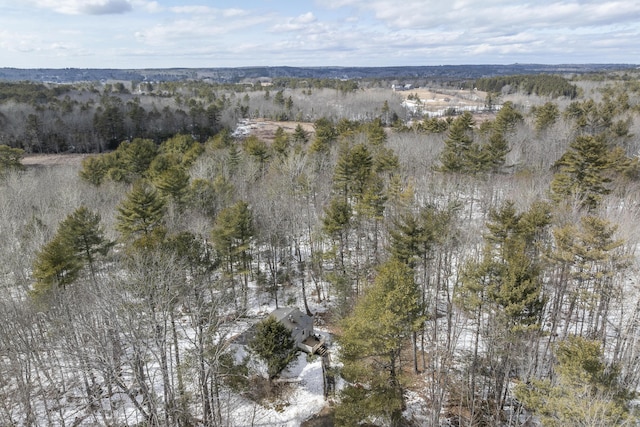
[
  {"left": 399, "top": 87, "right": 488, "bottom": 110},
  {"left": 22, "top": 154, "right": 89, "bottom": 167},
  {"left": 245, "top": 119, "right": 315, "bottom": 143}
]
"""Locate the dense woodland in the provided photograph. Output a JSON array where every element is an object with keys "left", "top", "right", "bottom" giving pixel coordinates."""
[{"left": 2, "top": 69, "right": 640, "bottom": 426}]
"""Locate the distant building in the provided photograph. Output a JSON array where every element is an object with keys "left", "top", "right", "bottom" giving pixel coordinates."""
[{"left": 392, "top": 83, "right": 413, "bottom": 91}]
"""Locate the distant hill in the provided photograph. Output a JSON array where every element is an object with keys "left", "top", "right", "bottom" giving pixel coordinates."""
[{"left": 0, "top": 64, "right": 636, "bottom": 83}]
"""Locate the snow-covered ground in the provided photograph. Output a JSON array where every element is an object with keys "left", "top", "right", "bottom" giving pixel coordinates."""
[{"left": 228, "top": 353, "right": 327, "bottom": 426}]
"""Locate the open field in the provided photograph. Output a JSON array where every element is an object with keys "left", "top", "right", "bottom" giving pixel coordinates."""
[{"left": 22, "top": 153, "right": 88, "bottom": 167}]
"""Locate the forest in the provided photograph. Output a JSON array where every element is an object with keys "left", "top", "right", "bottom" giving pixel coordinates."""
[{"left": 1, "top": 69, "right": 640, "bottom": 426}]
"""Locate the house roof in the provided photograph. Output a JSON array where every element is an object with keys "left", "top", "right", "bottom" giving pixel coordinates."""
[{"left": 270, "top": 307, "right": 311, "bottom": 332}]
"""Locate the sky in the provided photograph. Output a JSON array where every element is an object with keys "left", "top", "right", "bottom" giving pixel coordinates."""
[{"left": 0, "top": 0, "right": 639, "bottom": 69}]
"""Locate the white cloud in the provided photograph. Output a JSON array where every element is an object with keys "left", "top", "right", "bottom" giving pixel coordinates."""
[
  {"left": 271, "top": 12, "right": 319, "bottom": 32},
  {"left": 32, "top": 0, "right": 132, "bottom": 15}
]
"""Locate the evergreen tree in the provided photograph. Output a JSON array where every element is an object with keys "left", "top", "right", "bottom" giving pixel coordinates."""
[
  {"left": 333, "top": 142, "right": 373, "bottom": 203},
  {"left": 551, "top": 135, "right": 613, "bottom": 210},
  {"left": 309, "top": 117, "right": 336, "bottom": 154},
  {"left": 32, "top": 206, "right": 112, "bottom": 296},
  {"left": 291, "top": 123, "right": 308, "bottom": 145},
  {"left": 153, "top": 165, "right": 190, "bottom": 206},
  {"left": 118, "top": 138, "right": 158, "bottom": 182},
  {"left": 533, "top": 101, "right": 560, "bottom": 133},
  {"left": 0, "top": 145, "right": 25, "bottom": 177},
  {"left": 116, "top": 180, "right": 166, "bottom": 246},
  {"left": 272, "top": 126, "right": 290, "bottom": 157},
  {"left": 249, "top": 316, "right": 297, "bottom": 380},
  {"left": 79, "top": 155, "right": 111, "bottom": 185},
  {"left": 32, "top": 235, "right": 81, "bottom": 295},
  {"left": 458, "top": 201, "right": 550, "bottom": 420},
  {"left": 515, "top": 336, "right": 631, "bottom": 426},
  {"left": 57, "top": 206, "right": 112, "bottom": 281},
  {"left": 211, "top": 201, "right": 255, "bottom": 309},
  {"left": 492, "top": 101, "right": 522, "bottom": 135},
  {"left": 550, "top": 215, "right": 626, "bottom": 340},
  {"left": 322, "top": 197, "right": 352, "bottom": 274},
  {"left": 440, "top": 111, "right": 476, "bottom": 172},
  {"left": 337, "top": 259, "right": 424, "bottom": 426},
  {"left": 366, "top": 118, "right": 387, "bottom": 146}
]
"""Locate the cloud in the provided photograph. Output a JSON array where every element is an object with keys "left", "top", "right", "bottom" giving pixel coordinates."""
[
  {"left": 320, "top": 0, "right": 640, "bottom": 31},
  {"left": 32, "top": 0, "right": 132, "bottom": 15},
  {"left": 271, "top": 12, "right": 319, "bottom": 32}
]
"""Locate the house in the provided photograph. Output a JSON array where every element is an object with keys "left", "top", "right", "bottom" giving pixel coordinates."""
[
  {"left": 232, "top": 307, "right": 327, "bottom": 355},
  {"left": 270, "top": 307, "right": 327, "bottom": 355}
]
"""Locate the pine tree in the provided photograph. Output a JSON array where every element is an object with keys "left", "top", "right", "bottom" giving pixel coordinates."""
[
  {"left": 333, "top": 142, "right": 373, "bottom": 203},
  {"left": 116, "top": 180, "right": 166, "bottom": 245},
  {"left": 551, "top": 135, "right": 613, "bottom": 210},
  {"left": 57, "top": 206, "right": 112, "bottom": 281},
  {"left": 322, "top": 197, "right": 352, "bottom": 274},
  {"left": 211, "top": 201, "right": 255, "bottom": 309},
  {"left": 309, "top": 117, "right": 336, "bottom": 154},
  {"left": 440, "top": 111, "right": 476, "bottom": 172},
  {"left": 119, "top": 138, "right": 158, "bottom": 181},
  {"left": 32, "top": 235, "right": 81, "bottom": 295},
  {"left": 366, "top": 118, "right": 387, "bottom": 146},
  {"left": 515, "top": 336, "right": 631, "bottom": 426},
  {"left": 153, "top": 165, "right": 190, "bottom": 206},
  {"left": 291, "top": 123, "right": 308, "bottom": 145},
  {"left": 79, "top": 155, "right": 110, "bottom": 185},
  {"left": 550, "top": 215, "right": 626, "bottom": 340},
  {"left": 337, "top": 259, "right": 424, "bottom": 426},
  {"left": 458, "top": 201, "right": 550, "bottom": 420},
  {"left": 272, "top": 126, "right": 290, "bottom": 157},
  {"left": 32, "top": 206, "right": 112, "bottom": 296},
  {"left": 249, "top": 316, "right": 297, "bottom": 380},
  {"left": 534, "top": 101, "right": 560, "bottom": 133},
  {"left": 0, "top": 144, "right": 25, "bottom": 177}
]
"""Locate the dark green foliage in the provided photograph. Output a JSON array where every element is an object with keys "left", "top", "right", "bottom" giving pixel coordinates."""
[
  {"left": 272, "top": 127, "right": 290, "bottom": 157},
  {"left": 0, "top": 145, "right": 25, "bottom": 177},
  {"left": 0, "top": 82, "right": 71, "bottom": 104},
  {"left": 475, "top": 74, "right": 578, "bottom": 98},
  {"left": 32, "top": 235, "right": 82, "bottom": 295},
  {"left": 515, "top": 336, "right": 632, "bottom": 426},
  {"left": 116, "top": 180, "right": 166, "bottom": 244},
  {"left": 419, "top": 117, "right": 450, "bottom": 133},
  {"left": 533, "top": 101, "right": 560, "bottom": 132},
  {"left": 58, "top": 206, "right": 112, "bottom": 276},
  {"left": 366, "top": 118, "right": 387, "bottom": 146},
  {"left": 80, "top": 134, "right": 203, "bottom": 187},
  {"left": 32, "top": 206, "right": 111, "bottom": 296},
  {"left": 243, "top": 135, "right": 270, "bottom": 168},
  {"left": 461, "top": 200, "right": 550, "bottom": 328},
  {"left": 79, "top": 155, "right": 110, "bottom": 185},
  {"left": 79, "top": 138, "right": 158, "bottom": 184},
  {"left": 333, "top": 143, "right": 373, "bottom": 202},
  {"left": 439, "top": 112, "right": 479, "bottom": 172},
  {"left": 309, "top": 118, "right": 337, "bottom": 154},
  {"left": 389, "top": 205, "right": 454, "bottom": 269},
  {"left": 249, "top": 316, "right": 297, "bottom": 379},
  {"left": 322, "top": 198, "right": 352, "bottom": 238},
  {"left": 273, "top": 90, "right": 285, "bottom": 106},
  {"left": 337, "top": 259, "right": 423, "bottom": 426},
  {"left": 94, "top": 96, "right": 127, "bottom": 148},
  {"left": 492, "top": 101, "right": 523, "bottom": 135},
  {"left": 551, "top": 135, "right": 618, "bottom": 210},
  {"left": 211, "top": 201, "right": 255, "bottom": 307},
  {"left": 207, "top": 129, "right": 234, "bottom": 150},
  {"left": 291, "top": 123, "right": 309, "bottom": 145},
  {"left": 153, "top": 165, "right": 190, "bottom": 205}
]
